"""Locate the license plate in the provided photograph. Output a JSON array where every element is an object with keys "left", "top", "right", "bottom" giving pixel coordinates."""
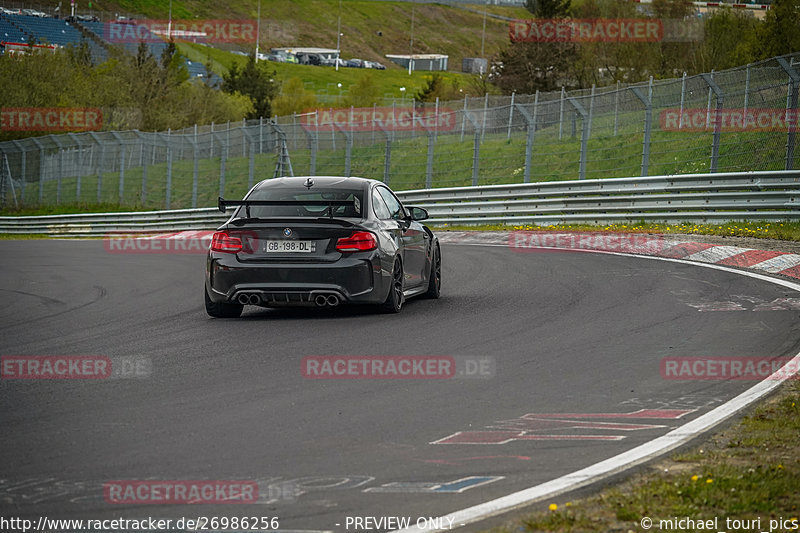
[{"left": 262, "top": 240, "right": 316, "bottom": 253}]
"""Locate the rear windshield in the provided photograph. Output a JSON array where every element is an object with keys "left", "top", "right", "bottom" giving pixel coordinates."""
[{"left": 240, "top": 187, "right": 364, "bottom": 219}]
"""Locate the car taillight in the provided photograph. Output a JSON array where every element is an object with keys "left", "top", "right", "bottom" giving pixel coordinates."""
[
  {"left": 336, "top": 231, "right": 377, "bottom": 252},
  {"left": 211, "top": 231, "right": 243, "bottom": 253}
]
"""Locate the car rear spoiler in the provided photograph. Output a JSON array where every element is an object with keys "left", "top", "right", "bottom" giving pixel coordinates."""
[{"left": 218, "top": 197, "right": 356, "bottom": 217}]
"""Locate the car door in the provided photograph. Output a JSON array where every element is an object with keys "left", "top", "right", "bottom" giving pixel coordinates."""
[{"left": 377, "top": 186, "right": 427, "bottom": 288}]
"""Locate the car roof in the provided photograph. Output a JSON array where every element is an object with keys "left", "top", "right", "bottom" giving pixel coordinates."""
[{"left": 253, "top": 176, "right": 384, "bottom": 191}]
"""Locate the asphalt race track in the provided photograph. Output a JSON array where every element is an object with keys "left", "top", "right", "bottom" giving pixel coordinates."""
[{"left": 2, "top": 239, "right": 800, "bottom": 531}]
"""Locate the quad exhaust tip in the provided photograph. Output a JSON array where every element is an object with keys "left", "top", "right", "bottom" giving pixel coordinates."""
[{"left": 237, "top": 292, "right": 340, "bottom": 307}]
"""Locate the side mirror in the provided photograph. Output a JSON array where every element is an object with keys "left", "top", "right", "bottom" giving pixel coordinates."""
[{"left": 406, "top": 206, "right": 429, "bottom": 221}]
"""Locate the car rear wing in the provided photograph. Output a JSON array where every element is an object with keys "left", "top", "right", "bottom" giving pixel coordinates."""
[{"left": 218, "top": 196, "right": 357, "bottom": 217}]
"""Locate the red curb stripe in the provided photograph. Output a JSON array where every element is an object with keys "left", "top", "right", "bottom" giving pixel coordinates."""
[
  {"left": 778, "top": 265, "right": 800, "bottom": 280},
  {"left": 717, "top": 249, "right": 785, "bottom": 268},
  {"left": 658, "top": 242, "right": 716, "bottom": 259}
]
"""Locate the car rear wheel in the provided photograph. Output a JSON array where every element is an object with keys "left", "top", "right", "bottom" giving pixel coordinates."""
[
  {"left": 205, "top": 287, "right": 243, "bottom": 318},
  {"left": 424, "top": 244, "right": 441, "bottom": 299},
  {"left": 380, "top": 258, "right": 404, "bottom": 313}
]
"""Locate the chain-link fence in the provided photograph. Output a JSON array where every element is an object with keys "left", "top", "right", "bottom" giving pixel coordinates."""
[{"left": 1, "top": 53, "right": 798, "bottom": 209}]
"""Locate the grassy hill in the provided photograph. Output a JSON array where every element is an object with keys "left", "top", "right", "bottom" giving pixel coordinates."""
[
  {"left": 177, "top": 41, "right": 489, "bottom": 102},
  {"left": 36, "top": 0, "right": 529, "bottom": 71}
]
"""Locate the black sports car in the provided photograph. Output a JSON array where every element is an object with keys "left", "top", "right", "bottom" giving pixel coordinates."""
[{"left": 204, "top": 176, "right": 441, "bottom": 317}]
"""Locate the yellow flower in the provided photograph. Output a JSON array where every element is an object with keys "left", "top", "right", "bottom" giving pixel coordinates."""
[
  {"left": 691, "top": 475, "right": 698, "bottom": 481},
  {"left": 549, "top": 503, "right": 558, "bottom": 511},
  {"left": 706, "top": 479, "right": 713, "bottom": 484}
]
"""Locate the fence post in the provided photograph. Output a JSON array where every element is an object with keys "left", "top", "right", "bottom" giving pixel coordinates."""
[
  {"left": 38, "top": 145, "right": 45, "bottom": 204},
  {"left": 434, "top": 97, "right": 439, "bottom": 140},
  {"left": 425, "top": 129, "right": 435, "bottom": 188},
  {"left": 141, "top": 140, "right": 148, "bottom": 205},
  {"left": 248, "top": 137, "right": 255, "bottom": 188},
  {"left": 58, "top": 142, "right": 64, "bottom": 204},
  {"left": 15, "top": 142, "right": 26, "bottom": 203},
  {"left": 116, "top": 137, "right": 124, "bottom": 203},
  {"left": 68, "top": 134, "right": 82, "bottom": 201},
  {"left": 507, "top": 91, "right": 515, "bottom": 140},
  {"left": 306, "top": 127, "right": 318, "bottom": 177},
  {"left": 777, "top": 58, "right": 799, "bottom": 170},
  {"left": 460, "top": 95, "right": 467, "bottom": 142},
  {"left": 330, "top": 108, "right": 336, "bottom": 150},
  {"left": 481, "top": 92, "right": 488, "bottom": 143},
  {"left": 372, "top": 104, "right": 377, "bottom": 145},
  {"left": 567, "top": 96, "right": 589, "bottom": 179},
  {"left": 588, "top": 84, "right": 595, "bottom": 139},
  {"left": 614, "top": 80, "right": 620, "bottom": 136},
  {"left": 559, "top": 86, "right": 565, "bottom": 140},
  {"left": 679, "top": 72, "right": 686, "bottom": 129},
  {"left": 165, "top": 139, "right": 173, "bottom": 209},
  {"left": 21, "top": 149, "right": 26, "bottom": 203},
  {"left": 338, "top": 125, "right": 352, "bottom": 177},
  {"left": 384, "top": 135, "right": 392, "bottom": 184},
  {"left": 219, "top": 132, "right": 228, "bottom": 198},
  {"left": 631, "top": 87, "right": 652, "bottom": 177},
  {"left": 571, "top": 111, "right": 577, "bottom": 139},
  {"left": 259, "top": 116, "right": 264, "bottom": 154},
  {"left": 743, "top": 65, "right": 750, "bottom": 118},
  {"left": 461, "top": 110, "right": 481, "bottom": 185},
  {"left": 701, "top": 72, "right": 724, "bottom": 172},
  {"left": 705, "top": 69, "right": 714, "bottom": 128},
  {"left": 192, "top": 135, "right": 199, "bottom": 208},
  {"left": 515, "top": 93, "right": 537, "bottom": 183},
  {"left": 472, "top": 131, "right": 480, "bottom": 185},
  {"left": 50, "top": 136, "right": 64, "bottom": 205},
  {"left": 97, "top": 142, "right": 105, "bottom": 203}
]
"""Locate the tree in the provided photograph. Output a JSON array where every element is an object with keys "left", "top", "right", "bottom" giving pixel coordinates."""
[
  {"left": 649, "top": 0, "right": 701, "bottom": 77},
  {"left": 272, "top": 77, "right": 318, "bottom": 116},
  {"left": 752, "top": 0, "right": 800, "bottom": 60},
  {"left": 340, "top": 74, "right": 382, "bottom": 107},
  {"left": 67, "top": 39, "right": 93, "bottom": 68},
  {"left": 222, "top": 54, "right": 279, "bottom": 119},
  {"left": 695, "top": 8, "right": 757, "bottom": 72},
  {"left": 494, "top": 41, "right": 578, "bottom": 93},
  {"left": 525, "top": 0, "right": 571, "bottom": 17},
  {"left": 499, "top": 0, "right": 576, "bottom": 94},
  {"left": 415, "top": 74, "right": 463, "bottom": 102}
]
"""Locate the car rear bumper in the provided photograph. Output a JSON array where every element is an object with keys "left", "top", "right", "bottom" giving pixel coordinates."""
[{"left": 206, "top": 252, "right": 389, "bottom": 306}]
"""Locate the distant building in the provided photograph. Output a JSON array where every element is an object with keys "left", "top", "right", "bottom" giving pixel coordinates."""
[
  {"left": 462, "top": 57, "right": 488, "bottom": 74},
  {"left": 385, "top": 54, "right": 448, "bottom": 71}
]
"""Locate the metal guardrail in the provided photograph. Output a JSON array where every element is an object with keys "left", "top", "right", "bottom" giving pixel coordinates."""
[{"left": 0, "top": 171, "right": 798, "bottom": 235}]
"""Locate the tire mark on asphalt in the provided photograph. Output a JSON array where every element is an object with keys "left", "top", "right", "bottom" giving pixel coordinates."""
[{"left": 0, "top": 285, "right": 107, "bottom": 330}]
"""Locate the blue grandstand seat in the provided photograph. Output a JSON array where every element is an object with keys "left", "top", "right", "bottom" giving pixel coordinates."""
[
  {"left": 0, "top": 14, "right": 32, "bottom": 44},
  {"left": 8, "top": 14, "right": 83, "bottom": 46},
  {"left": 2, "top": 15, "right": 219, "bottom": 82}
]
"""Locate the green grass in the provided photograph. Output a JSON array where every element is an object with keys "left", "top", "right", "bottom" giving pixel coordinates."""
[
  {"left": 178, "top": 41, "right": 489, "bottom": 102},
  {"left": 488, "top": 380, "right": 800, "bottom": 533},
  {"left": 434, "top": 221, "right": 800, "bottom": 242}
]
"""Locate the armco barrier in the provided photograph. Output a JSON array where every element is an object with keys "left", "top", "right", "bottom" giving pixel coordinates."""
[{"left": 0, "top": 171, "right": 798, "bottom": 235}]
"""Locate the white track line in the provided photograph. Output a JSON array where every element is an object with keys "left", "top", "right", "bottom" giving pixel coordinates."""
[{"left": 391, "top": 242, "right": 800, "bottom": 533}]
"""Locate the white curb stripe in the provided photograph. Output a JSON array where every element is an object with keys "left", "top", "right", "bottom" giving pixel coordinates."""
[
  {"left": 749, "top": 253, "right": 800, "bottom": 273},
  {"left": 684, "top": 245, "right": 752, "bottom": 263}
]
